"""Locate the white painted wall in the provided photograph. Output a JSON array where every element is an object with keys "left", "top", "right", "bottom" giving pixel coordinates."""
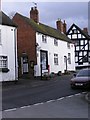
[
  {"left": 0, "top": 25, "right": 18, "bottom": 81},
  {"left": 34, "top": 32, "right": 75, "bottom": 76}
]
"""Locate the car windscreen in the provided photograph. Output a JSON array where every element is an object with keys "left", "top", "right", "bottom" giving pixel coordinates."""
[{"left": 76, "top": 69, "right": 90, "bottom": 77}]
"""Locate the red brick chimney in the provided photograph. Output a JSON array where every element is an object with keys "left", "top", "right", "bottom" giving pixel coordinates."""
[
  {"left": 56, "top": 19, "right": 67, "bottom": 34},
  {"left": 56, "top": 19, "right": 63, "bottom": 33},
  {"left": 83, "top": 27, "right": 88, "bottom": 34},
  {"left": 30, "top": 7, "right": 39, "bottom": 23},
  {"left": 63, "top": 20, "right": 67, "bottom": 34}
]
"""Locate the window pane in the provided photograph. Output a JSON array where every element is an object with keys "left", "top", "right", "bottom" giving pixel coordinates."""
[
  {"left": 0, "top": 56, "right": 8, "bottom": 68},
  {"left": 54, "top": 54, "right": 58, "bottom": 65},
  {"left": 42, "top": 35, "right": 47, "bottom": 43},
  {"left": 68, "top": 53, "right": 71, "bottom": 64},
  {"left": 54, "top": 39, "right": 58, "bottom": 46}
]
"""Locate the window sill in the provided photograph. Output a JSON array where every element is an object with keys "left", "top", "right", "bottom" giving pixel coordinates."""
[
  {"left": 54, "top": 64, "right": 59, "bottom": 65},
  {"left": 0, "top": 68, "right": 10, "bottom": 73}
]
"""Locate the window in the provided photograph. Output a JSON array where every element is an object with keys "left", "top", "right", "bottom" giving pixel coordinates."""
[
  {"left": 75, "top": 51, "right": 78, "bottom": 56},
  {"left": 73, "top": 29, "right": 77, "bottom": 33},
  {"left": 42, "top": 35, "right": 47, "bottom": 43},
  {"left": 67, "top": 43, "right": 70, "bottom": 49},
  {"left": 0, "top": 56, "right": 8, "bottom": 68},
  {"left": 54, "top": 54, "right": 58, "bottom": 65},
  {"left": 83, "top": 56, "right": 88, "bottom": 62},
  {"left": 75, "top": 40, "right": 79, "bottom": 46},
  {"left": 54, "top": 39, "right": 58, "bottom": 46},
  {"left": 68, "top": 53, "right": 71, "bottom": 64},
  {"left": 0, "top": 29, "right": 1, "bottom": 44}
]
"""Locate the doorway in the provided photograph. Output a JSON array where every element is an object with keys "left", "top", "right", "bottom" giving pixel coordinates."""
[
  {"left": 21, "top": 55, "right": 29, "bottom": 74},
  {"left": 40, "top": 50, "right": 48, "bottom": 70}
]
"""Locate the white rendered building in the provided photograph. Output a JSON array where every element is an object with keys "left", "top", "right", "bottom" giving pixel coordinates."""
[
  {"left": 0, "top": 12, "right": 18, "bottom": 81},
  {"left": 13, "top": 7, "right": 75, "bottom": 78}
]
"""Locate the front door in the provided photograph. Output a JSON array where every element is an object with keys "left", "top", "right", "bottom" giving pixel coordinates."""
[
  {"left": 40, "top": 50, "right": 48, "bottom": 70},
  {"left": 21, "top": 56, "right": 29, "bottom": 74}
]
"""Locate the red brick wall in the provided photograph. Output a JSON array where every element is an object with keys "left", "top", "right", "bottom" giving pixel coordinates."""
[{"left": 13, "top": 14, "right": 37, "bottom": 78}]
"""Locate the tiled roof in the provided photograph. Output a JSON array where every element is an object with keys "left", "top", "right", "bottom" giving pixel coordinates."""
[
  {"left": 0, "top": 11, "right": 17, "bottom": 27},
  {"left": 14, "top": 13, "right": 73, "bottom": 43},
  {"left": 67, "top": 23, "right": 90, "bottom": 39}
]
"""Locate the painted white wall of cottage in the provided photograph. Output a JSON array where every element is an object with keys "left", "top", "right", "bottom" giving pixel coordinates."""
[
  {"left": 34, "top": 32, "right": 75, "bottom": 76},
  {"left": 0, "top": 25, "right": 18, "bottom": 81}
]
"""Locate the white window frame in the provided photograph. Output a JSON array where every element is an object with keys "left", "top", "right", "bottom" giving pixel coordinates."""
[
  {"left": 54, "top": 39, "right": 58, "bottom": 46},
  {"left": 54, "top": 54, "right": 58, "bottom": 65},
  {"left": 42, "top": 35, "right": 47, "bottom": 43},
  {"left": 68, "top": 53, "right": 71, "bottom": 64}
]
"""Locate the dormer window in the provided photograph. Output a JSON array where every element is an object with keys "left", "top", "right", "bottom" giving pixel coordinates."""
[
  {"left": 42, "top": 35, "right": 47, "bottom": 43},
  {"left": 54, "top": 39, "right": 58, "bottom": 46}
]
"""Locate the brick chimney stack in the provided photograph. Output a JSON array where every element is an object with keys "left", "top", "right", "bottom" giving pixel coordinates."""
[
  {"left": 56, "top": 19, "right": 63, "bottom": 33},
  {"left": 63, "top": 20, "right": 67, "bottom": 34},
  {"left": 83, "top": 27, "right": 88, "bottom": 34},
  {"left": 30, "top": 6, "right": 39, "bottom": 23},
  {"left": 56, "top": 19, "right": 67, "bottom": 34}
]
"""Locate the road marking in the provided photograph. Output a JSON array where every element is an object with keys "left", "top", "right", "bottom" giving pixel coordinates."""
[
  {"left": 66, "top": 95, "right": 74, "bottom": 98},
  {"left": 4, "top": 108, "right": 17, "bottom": 112},
  {"left": 34, "top": 102, "right": 44, "bottom": 106},
  {"left": 57, "top": 97, "right": 65, "bottom": 101},
  {"left": 20, "top": 106, "right": 30, "bottom": 109},
  {"left": 3, "top": 92, "right": 86, "bottom": 112},
  {"left": 46, "top": 100, "right": 55, "bottom": 103}
]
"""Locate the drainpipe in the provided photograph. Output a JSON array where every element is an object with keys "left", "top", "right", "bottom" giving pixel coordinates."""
[
  {"left": 64, "top": 56, "right": 68, "bottom": 72},
  {"left": 14, "top": 28, "right": 18, "bottom": 83}
]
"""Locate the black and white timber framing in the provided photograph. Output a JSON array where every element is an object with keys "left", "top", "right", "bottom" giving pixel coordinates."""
[{"left": 66, "top": 24, "right": 90, "bottom": 70}]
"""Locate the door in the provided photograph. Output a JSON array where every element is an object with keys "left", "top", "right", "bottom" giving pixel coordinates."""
[
  {"left": 21, "top": 56, "right": 29, "bottom": 74},
  {"left": 40, "top": 50, "right": 48, "bottom": 70}
]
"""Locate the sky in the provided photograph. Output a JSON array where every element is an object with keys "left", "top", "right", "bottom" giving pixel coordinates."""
[{"left": 1, "top": 0, "right": 89, "bottom": 32}]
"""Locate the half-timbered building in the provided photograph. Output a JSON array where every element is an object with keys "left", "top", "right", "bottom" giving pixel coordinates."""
[{"left": 67, "top": 23, "right": 90, "bottom": 69}]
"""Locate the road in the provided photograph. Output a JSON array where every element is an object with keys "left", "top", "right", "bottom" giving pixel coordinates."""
[
  {"left": 3, "top": 93, "right": 88, "bottom": 118},
  {"left": 2, "top": 75, "right": 86, "bottom": 111}
]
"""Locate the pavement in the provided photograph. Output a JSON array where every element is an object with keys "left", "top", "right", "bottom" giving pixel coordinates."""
[
  {"left": 2, "top": 75, "right": 71, "bottom": 90},
  {"left": 85, "top": 92, "right": 90, "bottom": 103}
]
